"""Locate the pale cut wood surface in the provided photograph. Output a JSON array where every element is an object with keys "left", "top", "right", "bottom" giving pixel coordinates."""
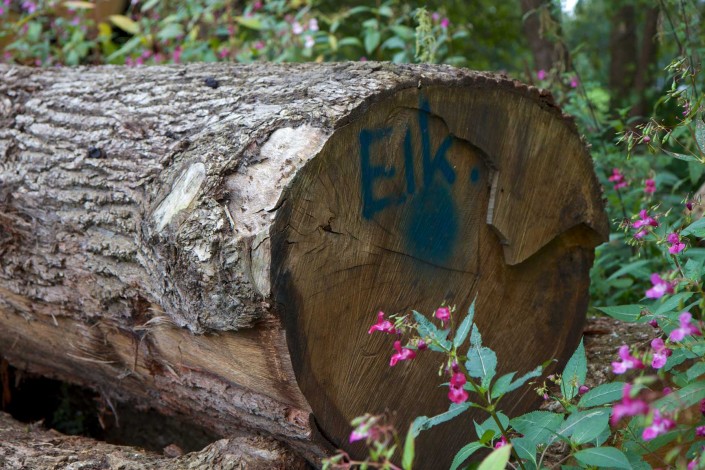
[{"left": 0, "top": 62, "right": 607, "bottom": 467}]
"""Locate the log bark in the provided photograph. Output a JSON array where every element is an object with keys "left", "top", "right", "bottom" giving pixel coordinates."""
[{"left": 0, "top": 62, "right": 608, "bottom": 468}]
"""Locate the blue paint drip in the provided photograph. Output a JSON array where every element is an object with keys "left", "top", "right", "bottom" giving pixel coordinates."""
[
  {"left": 404, "top": 184, "right": 458, "bottom": 264},
  {"left": 404, "top": 126, "right": 416, "bottom": 195},
  {"left": 470, "top": 166, "right": 480, "bottom": 183},
  {"left": 418, "top": 99, "right": 456, "bottom": 187}
]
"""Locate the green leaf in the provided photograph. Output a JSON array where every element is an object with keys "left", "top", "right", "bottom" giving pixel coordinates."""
[
  {"left": 402, "top": 425, "right": 414, "bottom": 470},
  {"left": 157, "top": 23, "right": 184, "bottom": 41},
  {"left": 560, "top": 338, "right": 587, "bottom": 401},
  {"left": 381, "top": 36, "right": 406, "bottom": 50},
  {"left": 505, "top": 365, "right": 543, "bottom": 394},
  {"left": 106, "top": 35, "right": 142, "bottom": 61},
  {"left": 653, "top": 292, "right": 694, "bottom": 315},
  {"left": 573, "top": 447, "right": 631, "bottom": 469},
  {"left": 697, "top": 115, "right": 705, "bottom": 154},
  {"left": 654, "top": 381, "right": 705, "bottom": 413},
  {"left": 569, "top": 409, "right": 610, "bottom": 445},
  {"left": 413, "top": 311, "right": 440, "bottom": 342},
  {"left": 684, "top": 258, "right": 705, "bottom": 281},
  {"left": 664, "top": 149, "right": 702, "bottom": 163},
  {"left": 478, "top": 444, "right": 511, "bottom": 470},
  {"left": 411, "top": 402, "right": 470, "bottom": 437},
  {"left": 364, "top": 29, "right": 381, "bottom": 54},
  {"left": 109, "top": 15, "right": 140, "bottom": 35},
  {"left": 449, "top": 442, "right": 484, "bottom": 470},
  {"left": 474, "top": 413, "right": 509, "bottom": 441},
  {"left": 455, "top": 300, "right": 476, "bottom": 349},
  {"left": 390, "top": 25, "right": 415, "bottom": 40},
  {"left": 512, "top": 437, "right": 537, "bottom": 469},
  {"left": 683, "top": 218, "right": 705, "bottom": 237},
  {"left": 490, "top": 372, "right": 516, "bottom": 399},
  {"left": 337, "top": 36, "right": 362, "bottom": 48},
  {"left": 470, "top": 323, "right": 482, "bottom": 347},
  {"left": 578, "top": 382, "right": 624, "bottom": 408},
  {"left": 557, "top": 410, "right": 609, "bottom": 442},
  {"left": 235, "top": 16, "right": 263, "bottom": 30},
  {"left": 510, "top": 411, "right": 563, "bottom": 446},
  {"left": 607, "top": 260, "right": 651, "bottom": 280},
  {"left": 596, "top": 304, "right": 646, "bottom": 322},
  {"left": 686, "top": 362, "right": 705, "bottom": 382},
  {"left": 466, "top": 346, "right": 497, "bottom": 387}
]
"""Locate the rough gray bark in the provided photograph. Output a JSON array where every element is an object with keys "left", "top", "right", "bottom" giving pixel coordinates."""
[{"left": 0, "top": 411, "right": 307, "bottom": 469}]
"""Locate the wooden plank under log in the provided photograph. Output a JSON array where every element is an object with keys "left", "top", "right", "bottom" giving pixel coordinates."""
[{"left": 0, "top": 62, "right": 608, "bottom": 467}]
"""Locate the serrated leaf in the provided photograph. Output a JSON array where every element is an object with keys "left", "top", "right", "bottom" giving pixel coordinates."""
[
  {"left": 402, "top": 425, "right": 414, "bottom": 470},
  {"left": 466, "top": 346, "right": 497, "bottom": 387},
  {"left": 449, "top": 442, "right": 484, "bottom": 470},
  {"left": 578, "top": 382, "right": 624, "bottom": 408},
  {"left": 684, "top": 259, "right": 705, "bottom": 281},
  {"left": 474, "top": 413, "right": 509, "bottom": 441},
  {"left": 573, "top": 447, "right": 631, "bottom": 469},
  {"left": 512, "top": 437, "right": 537, "bottom": 469},
  {"left": 505, "top": 365, "right": 543, "bottom": 394},
  {"left": 686, "top": 362, "right": 705, "bottom": 382},
  {"left": 478, "top": 444, "right": 511, "bottom": 470},
  {"left": 556, "top": 410, "right": 610, "bottom": 446},
  {"left": 470, "top": 323, "right": 482, "bottom": 347},
  {"left": 490, "top": 372, "right": 516, "bottom": 399},
  {"left": 411, "top": 402, "right": 470, "bottom": 437},
  {"left": 682, "top": 218, "right": 705, "bottom": 237},
  {"left": 109, "top": 15, "right": 139, "bottom": 35},
  {"left": 664, "top": 149, "right": 702, "bottom": 163},
  {"left": 454, "top": 300, "right": 475, "bottom": 348},
  {"left": 569, "top": 409, "right": 610, "bottom": 444},
  {"left": 560, "top": 338, "right": 587, "bottom": 401},
  {"left": 654, "top": 381, "right": 705, "bottom": 413},
  {"left": 510, "top": 411, "right": 564, "bottom": 446},
  {"left": 596, "top": 304, "right": 646, "bottom": 322},
  {"left": 653, "top": 292, "right": 694, "bottom": 315},
  {"left": 413, "top": 310, "right": 440, "bottom": 341}
]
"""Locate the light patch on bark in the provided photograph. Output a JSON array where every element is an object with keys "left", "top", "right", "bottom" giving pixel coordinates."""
[
  {"left": 153, "top": 162, "right": 207, "bottom": 232},
  {"left": 226, "top": 125, "right": 328, "bottom": 238},
  {"left": 251, "top": 231, "right": 271, "bottom": 297}
]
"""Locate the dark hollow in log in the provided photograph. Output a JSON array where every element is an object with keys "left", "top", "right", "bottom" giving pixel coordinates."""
[{"left": 0, "top": 62, "right": 608, "bottom": 468}]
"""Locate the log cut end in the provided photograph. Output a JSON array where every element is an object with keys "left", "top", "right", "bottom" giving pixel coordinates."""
[{"left": 270, "top": 76, "right": 607, "bottom": 467}]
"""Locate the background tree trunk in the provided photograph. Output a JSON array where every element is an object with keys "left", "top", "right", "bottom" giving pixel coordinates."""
[
  {"left": 0, "top": 62, "right": 607, "bottom": 467},
  {"left": 520, "top": 0, "right": 569, "bottom": 73}
]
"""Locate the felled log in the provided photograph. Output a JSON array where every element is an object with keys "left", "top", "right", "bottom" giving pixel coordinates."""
[
  {"left": 0, "top": 411, "right": 306, "bottom": 469},
  {"left": 0, "top": 62, "right": 608, "bottom": 468}
]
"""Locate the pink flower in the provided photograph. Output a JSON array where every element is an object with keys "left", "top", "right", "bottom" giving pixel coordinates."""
[
  {"left": 435, "top": 307, "right": 450, "bottom": 327},
  {"left": 608, "top": 168, "right": 627, "bottom": 190},
  {"left": 611, "top": 383, "right": 649, "bottom": 426},
  {"left": 642, "top": 410, "right": 675, "bottom": 441},
  {"left": 570, "top": 76, "right": 579, "bottom": 88},
  {"left": 292, "top": 21, "right": 304, "bottom": 35},
  {"left": 21, "top": 1, "right": 36, "bottom": 13},
  {"left": 172, "top": 46, "right": 182, "bottom": 64},
  {"left": 304, "top": 35, "right": 315, "bottom": 49},
  {"left": 448, "top": 372, "right": 468, "bottom": 404},
  {"left": 648, "top": 319, "right": 659, "bottom": 328},
  {"left": 368, "top": 311, "right": 396, "bottom": 335},
  {"left": 650, "top": 338, "right": 671, "bottom": 369},
  {"left": 494, "top": 435, "right": 508, "bottom": 449},
  {"left": 432, "top": 12, "right": 440, "bottom": 21},
  {"left": 579, "top": 385, "right": 590, "bottom": 395},
  {"left": 689, "top": 459, "right": 700, "bottom": 470},
  {"left": 645, "top": 273, "right": 674, "bottom": 299},
  {"left": 669, "top": 312, "right": 701, "bottom": 341},
  {"left": 687, "top": 200, "right": 695, "bottom": 211},
  {"left": 349, "top": 429, "right": 369, "bottom": 442},
  {"left": 697, "top": 426, "right": 705, "bottom": 437},
  {"left": 308, "top": 18, "right": 319, "bottom": 32},
  {"left": 417, "top": 339, "right": 427, "bottom": 350},
  {"left": 440, "top": 17, "right": 450, "bottom": 28},
  {"left": 537, "top": 69, "right": 547, "bottom": 81},
  {"left": 667, "top": 232, "right": 686, "bottom": 254},
  {"left": 448, "top": 386, "right": 468, "bottom": 404},
  {"left": 612, "top": 345, "right": 644, "bottom": 374},
  {"left": 644, "top": 178, "right": 656, "bottom": 194},
  {"left": 389, "top": 340, "right": 416, "bottom": 366},
  {"left": 633, "top": 209, "right": 659, "bottom": 229},
  {"left": 252, "top": 0, "right": 263, "bottom": 10}
]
